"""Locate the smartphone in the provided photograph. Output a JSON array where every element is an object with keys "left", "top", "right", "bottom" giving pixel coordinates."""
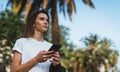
[{"left": 48, "top": 44, "right": 62, "bottom": 52}]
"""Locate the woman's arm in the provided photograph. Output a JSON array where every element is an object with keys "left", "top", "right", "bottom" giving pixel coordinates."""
[
  {"left": 11, "top": 50, "right": 54, "bottom": 72},
  {"left": 11, "top": 51, "right": 38, "bottom": 72}
]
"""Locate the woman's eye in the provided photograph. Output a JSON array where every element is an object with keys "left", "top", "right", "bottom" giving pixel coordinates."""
[
  {"left": 40, "top": 17, "right": 44, "bottom": 20},
  {"left": 39, "top": 17, "right": 49, "bottom": 22}
]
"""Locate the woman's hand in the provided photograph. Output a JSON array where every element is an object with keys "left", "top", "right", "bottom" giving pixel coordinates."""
[
  {"left": 50, "top": 52, "right": 60, "bottom": 66},
  {"left": 35, "top": 50, "right": 54, "bottom": 63}
]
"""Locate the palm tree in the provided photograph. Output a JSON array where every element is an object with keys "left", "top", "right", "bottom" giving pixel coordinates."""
[
  {"left": 76, "top": 34, "right": 119, "bottom": 72},
  {"left": 99, "top": 38, "right": 118, "bottom": 72},
  {"left": 83, "top": 34, "right": 100, "bottom": 48},
  {"left": 7, "top": 0, "right": 95, "bottom": 43}
]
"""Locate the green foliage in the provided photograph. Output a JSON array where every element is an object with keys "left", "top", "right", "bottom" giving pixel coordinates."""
[
  {"left": 60, "top": 34, "right": 119, "bottom": 72},
  {"left": 72, "top": 48, "right": 118, "bottom": 72},
  {"left": 0, "top": 9, "right": 24, "bottom": 66},
  {"left": 0, "top": 9, "right": 24, "bottom": 46},
  {"left": 66, "top": 34, "right": 119, "bottom": 72}
]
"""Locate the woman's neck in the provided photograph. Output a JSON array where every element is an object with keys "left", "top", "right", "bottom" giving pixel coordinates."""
[{"left": 32, "top": 32, "right": 44, "bottom": 42}]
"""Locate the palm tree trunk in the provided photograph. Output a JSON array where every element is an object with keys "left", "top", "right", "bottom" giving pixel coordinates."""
[{"left": 51, "top": 0, "right": 60, "bottom": 44}]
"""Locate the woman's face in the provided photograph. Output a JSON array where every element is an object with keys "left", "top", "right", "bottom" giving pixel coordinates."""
[{"left": 34, "top": 13, "right": 49, "bottom": 33}]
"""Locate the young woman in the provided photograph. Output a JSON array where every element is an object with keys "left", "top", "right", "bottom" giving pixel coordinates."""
[{"left": 11, "top": 10, "right": 65, "bottom": 72}]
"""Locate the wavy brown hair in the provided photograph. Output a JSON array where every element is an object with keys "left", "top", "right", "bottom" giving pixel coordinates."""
[{"left": 23, "top": 9, "right": 49, "bottom": 38}]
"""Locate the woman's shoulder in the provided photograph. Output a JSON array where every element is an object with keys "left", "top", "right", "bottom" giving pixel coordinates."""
[
  {"left": 44, "top": 40, "right": 52, "bottom": 44},
  {"left": 16, "top": 38, "right": 28, "bottom": 42}
]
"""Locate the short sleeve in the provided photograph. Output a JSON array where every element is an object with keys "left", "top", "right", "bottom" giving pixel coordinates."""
[{"left": 12, "top": 39, "right": 23, "bottom": 54}]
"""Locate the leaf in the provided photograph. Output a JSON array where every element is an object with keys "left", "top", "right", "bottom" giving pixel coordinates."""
[{"left": 82, "top": 0, "right": 95, "bottom": 8}]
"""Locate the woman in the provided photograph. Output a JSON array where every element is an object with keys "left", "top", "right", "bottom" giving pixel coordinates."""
[{"left": 11, "top": 10, "right": 65, "bottom": 72}]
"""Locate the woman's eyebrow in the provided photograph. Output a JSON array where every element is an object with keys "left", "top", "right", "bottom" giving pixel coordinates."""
[{"left": 39, "top": 17, "right": 48, "bottom": 19}]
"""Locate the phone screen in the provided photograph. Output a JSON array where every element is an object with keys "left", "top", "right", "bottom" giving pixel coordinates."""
[{"left": 48, "top": 44, "right": 62, "bottom": 52}]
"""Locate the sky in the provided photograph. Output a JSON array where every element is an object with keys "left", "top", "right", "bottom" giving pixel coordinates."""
[
  {"left": 58, "top": 0, "right": 120, "bottom": 69},
  {"left": 0, "top": 0, "right": 120, "bottom": 70}
]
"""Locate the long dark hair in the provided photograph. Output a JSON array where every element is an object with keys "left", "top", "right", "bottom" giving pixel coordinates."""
[{"left": 23, "top": 9, "right": 49, "bottom": 38}]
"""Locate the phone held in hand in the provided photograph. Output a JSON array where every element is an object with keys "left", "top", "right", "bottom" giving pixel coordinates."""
[{"left": 48, "top": 44, "right": 62, "bottom": 52}]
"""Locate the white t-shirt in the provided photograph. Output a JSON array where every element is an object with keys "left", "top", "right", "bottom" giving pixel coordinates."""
[{"left": 12, "top": 38, "right": 53, "bottom": 72}]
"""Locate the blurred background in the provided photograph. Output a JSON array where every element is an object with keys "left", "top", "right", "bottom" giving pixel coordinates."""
[{"left": 0, "top": 0, "right": 120, "bottom": 72}]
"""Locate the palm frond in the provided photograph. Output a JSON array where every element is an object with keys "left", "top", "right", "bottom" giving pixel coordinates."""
[
  {"left": 58, "top": 0, "right": 66, "bottom": 18},
  {"left": 25, "top": 0, "right": 32, "bottom": 18},
  {"left": 66, "top": 0, "right": 76, "bottom": 20},
  {"left": 43, "top": 0, "right": 48, "bottom": 9},
  {"left": 82, "top": 0, "right": 95, "bottom": 8},
  {"left": 17, "top": 0, "right": 27, "bottom": 15}
]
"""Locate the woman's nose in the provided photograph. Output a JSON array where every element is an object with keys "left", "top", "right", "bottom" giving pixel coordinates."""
[{"left": 44, "top": 19, "right": 48, "bottom": 25}]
